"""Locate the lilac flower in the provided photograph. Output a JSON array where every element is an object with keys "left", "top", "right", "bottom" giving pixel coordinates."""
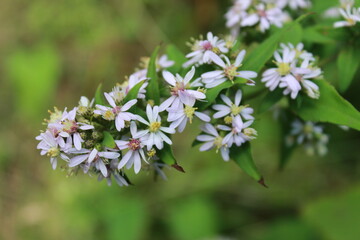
[{"left": 218, "top": 120, "right": 257, "bottom": 148}]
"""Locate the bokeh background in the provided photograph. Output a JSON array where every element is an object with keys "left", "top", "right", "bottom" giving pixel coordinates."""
[{"left": 1, "top": 0, "right": 360, "bottom": 239}]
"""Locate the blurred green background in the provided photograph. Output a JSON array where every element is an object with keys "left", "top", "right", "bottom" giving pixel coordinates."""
[{"left": 1, "top": 0, "right": 360, "bottom": 239}]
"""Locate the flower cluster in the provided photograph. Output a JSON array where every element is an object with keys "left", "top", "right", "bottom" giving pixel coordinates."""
[
  {"left": 286, "top": 120, "right": 329, "bottom": 156},
  {"left": 333, "top": 0, "right": 360, "bottom": 28},
  {"left": 261, "top": 43, "right": 322, "bottom": 99},
  {"left": 225, "top": 0, "right": 311, "bottom": 35}
]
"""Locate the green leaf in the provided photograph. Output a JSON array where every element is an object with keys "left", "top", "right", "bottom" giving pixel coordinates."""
[
  {"left": 230, "top": 142, "right": 264, "bottom": 184},
  {"left": 303, "top": 26, "right": 335, "bottom": 44},
  {"left": 123, "top": 80, "right": 145, "bottom": 102},
  {"left": 337, "top": 47, "right": 360, "bottom": 92},
  {"left": 197, "top": 82, "right": 232, "bottom": 110},
  {"left": 165, "top": 44, "right": 187, "bottom": 73},
  {"left": 146, "top": 45, "right": 161, "bottom": 105},
  {"left": 158, "top": 143, "right": 185, "bottom": 172},
  {"left": 290, "top": 80, "right": 360, "bottom": 131},
  {"left": 102, "top": 131, "right": 116, "bottom": 148},
  {"left": 258, "top": 88, "right": 283, "bottom": 114},
  {"left": 95, "top": 83, "right": 105, "bottom": 105}
]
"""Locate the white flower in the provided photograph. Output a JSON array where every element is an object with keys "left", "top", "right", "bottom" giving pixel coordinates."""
[
  {"left": 49, "top": 107, "right": 94, "bottom": 150},
  {"left": 183, "top": 32, "right": 229, "bottom": 67},
  {"left": 160, "top": 66, "right": 206, "bottom": 111},
  {"left": 218, "top": 119, "right": 257, "bottom": 148},
  {"left": 158, "top": 54, "right": 175, "bottom": 69},
  {"left": 36, "top": 131, "right": 70, "bottom": 169},
  {"left": 241, "top": 3, "right": 288, "bottom": 32},
  {"left": 286, "top": 120, "right": 329, "bottom": 156},
  {"left": 115, "top": 122, "right": 148, "bottom": 174},
  {"left": 225, "top": 0, "right": 252, "bottom": 29},
  {"left": 212, "top": 90, "right": 254, "bottom": 128},
  {"left": 196, "top": 123, "right": 230, "bottom": 161},
  {"left": 276, "top": 0, "right": 311, "bottom": 10},
  {"left": 201, "top": 51, "right": 257, "bottom": 88},
  {"left": 167, "top": 104, "right": 211, "bottom": 132},
  {"left": 334, "top": 5, "right": 360, "bottom": 28},
  {"left": 280, "top": 42, "right": 315, "bottom": 61},
  {"left": 68, "top": 148, "right": 120, "bottom": 177},
  {"left": 136, "top": 104, "right": 176, "bottom": 150},
  {"left": 94, "top": 93, "right": 138, "bottom": 131}
]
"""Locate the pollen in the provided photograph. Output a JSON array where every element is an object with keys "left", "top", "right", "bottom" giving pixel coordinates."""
[
  {"left": 149, "top": 121, "right": 161, "bottom": 132},
  {"left": 277, "top": 62, "right": 291, "bottom": 76},
  {"left": 103, "top": 110, "right": 116, "bottom": 120},
  {"left": 184, "top": 105, "right": 197, "bottom": 123},
  {"left": 128, "top": 139, "right": 141, "bottom": 151},
  {"left": 62, "top": 120, "right": 78, "bottom": 133},
  {"left": 147, "top": 148, "right": 156, "bottom": 157},
  {"left": 224, "top": 65, "right": 238, "bottom": 81},
  {"left": 47, "top": 147, "right": 60, "bottom": 157},
  {"left": 230, "top": 104, "right": 247, "bottom": 115},
  {"left": 224, "top": 116, "right": 233, "bottom": 124}
]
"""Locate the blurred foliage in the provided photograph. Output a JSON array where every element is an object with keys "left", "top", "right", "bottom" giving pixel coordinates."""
[{"left": 0, "top": 0, "right": 360, "bottom": 240}]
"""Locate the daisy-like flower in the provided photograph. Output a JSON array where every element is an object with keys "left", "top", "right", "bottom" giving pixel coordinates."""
[
  {"left": 77, "top": 96, "right": 94, "bottom": 115},
  {"left": 286, "top": 120, "right": 329, "bottom": 156},
  {"left": 68, "top": 148, "right": 120, "bottom": 177},
  {"left": 115, "top": 122, "right": 148, "bottom": 174},
  {"left": 196, "top": 123, "right": 230, "bottom": 161},
  {"left": 183, "top": 32, "right": 229, "bottom": 68},
  {"left": 323, "top": 0, "right": 355, "bottom": 18},
  {"left": 159, "top": 66, "right": 206, "bottom": 111},
  {"left": 94, "top": 93, "right": 138, "bottom": 131},
  {"left": 167, "top": 104, "right": 211, "bottom": 133},
  {"left": 136, "top": 104, "right": 176, "bottom": 150},
  {"left": 49, "top": 107, "right": 94, "bottom": 150},
  {"left": 334, "top": 5, "right": 360, "bottom": 28},
  {"left": 212, "top": 89, "right": 254, "bottom": 127},
  {"left": 241, "top": 3, "right": 288, "bottom": 32},
  {"left": 218, "top": 119, "right": 257, "bottom": 148},
  {"left": 276, "top": 0, "right": 311, "bottom": 10},
  {"left": 36, "top": 131, "right": 71, "bottom": 169},
  {"left": 225, "top": 0, "right": 252, "bottom": 31},
  {"left": 201, "top": 51, "right": 257, "bottom": 88},
  {"left": 280, "top": 43, "right": 315, "bottom": 61}
]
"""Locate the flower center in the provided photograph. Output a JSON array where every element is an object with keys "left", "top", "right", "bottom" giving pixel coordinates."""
[
  {"left": 77, "top": 106, "right": 89, "bottom": 115},
  {"left": 224, "top": 116, "right": 233, "bottom": 124},
  {"left": 47, "top": 147, "right": 60, "bottom": 157},
  {"left": 62, "top": 120, "right": 78, "bottom": 133},
  {"left": 147, "top": 148, "right": 156, "bottom": 157},
  {"left": 171, "top": 82, "right": 186, "bottom": 96},
  {"left": 184, "top": 105, "right": 197, "bottom": 123},
  {"left": 214, "top": 136, "right": 223, "bottom": 149},
  {"left": 224, "top": 65, "right": 238, "bottom": 81},
  {"left": 277, "top": 62, "right": 291, "bottom": 76},
  {"left": 347, "top": 18, "right": 356, "bottom": 26},
  {"left": 128, "top": 139, "right": 141, "bottom": 151},
  {"left": 243, "top": 128, "right": 257, "bottom": 139},
  {"left": 230, "top": 104, "right": 247, "bottom": 115},
  {"left": 112, "top": 106, "right": 121, "bottom": 114},
  {"left": 202, "top": 41, "right": 213, "bottom": 51},
  {"left": 303, "top": 123, "right": 313, "bottom": 134},
  {"left": 103, "top": 110, "right": 116, "bottom": 120},
  {"left": 149, "top": 122, "right": 161, "bottom": 132},
  {"left": 258, "top": 10, "right": 267, "bottom": 17}
]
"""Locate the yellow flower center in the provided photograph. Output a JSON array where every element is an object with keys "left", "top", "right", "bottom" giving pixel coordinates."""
[
  {"left": 184, "top": 105, "right": 197, "bottom": 123},
  {"left": 47, "top": 147, "right": 60, "bottom": 157},
  {"left": 230, "top": 104, "right": 247, "bottom": 115},
  {"left": 214, "top": 136, "right": 223, "bottom": 149},
  {"left": 103, "top": 110, "right": 116, "bottom": 120},
  {"left": 347, "top": 18, "right": 356, "bottom": 26},
  {"left": 147, "top": 148, "right": 156, "bottom": 157},
  {"left": 303, "top": 123, "right": 313, "bottom": 134},
  {"left": 149, "top": 122, "right": 161, "bottom": 132},
  {"left": 224, "top": 65, "right": 239, "bottom": 81},
  {"left": 224, "top": 116, "right": 233, "bottom": 124},
  {"left": 277, "top": 62, "right": 291, "bottom": 76}
]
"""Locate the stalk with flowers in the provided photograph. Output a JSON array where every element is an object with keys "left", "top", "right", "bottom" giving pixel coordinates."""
[{"left": 37, "top": 0, "right": 360, "bottom": 187}]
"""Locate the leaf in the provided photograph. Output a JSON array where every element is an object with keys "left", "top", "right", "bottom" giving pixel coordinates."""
[
  {"left": 337, "top": 47, "right": 360, "bottom": 92},
  {"left": 102, "top": 131, "right": 116, "bottom": 148},
  {"left": 146, "top": 45, "right": 161, "bottom": 105},
  {"left": 290, "top": 80, "right": 360, "bottom": 131},
  {"left": 258, "top": 88, "right": 283, "bottom": 114},
  {"left": 303, "top": 26, "right": 335, "bottom": 44},
  {"left": 165, "top": 44, "right": 187, "bottom": 73},
  {"left": 229, "top": 142, "right": 265, "bottom": 186},
  {"left": 123, "top": 80, "right": 145, "bottom": 102},
  {"left": 95, "top": 83, "right": 105, "bottom": 105},
  {"left": 158, "top": 143, "right": 185, "bottom": 172},
  {"left": 197, "top": 82, "right": 232, "bottom": 110}
]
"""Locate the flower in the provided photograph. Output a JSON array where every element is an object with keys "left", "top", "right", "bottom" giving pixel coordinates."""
[
  {"left": 212, "top": 90, "right": 254, "bottom": 128},
  {"left": 136, "top": 104, "right": 176, "bottom": 150},
  {"left": 286, "top": 120, "right": 329, "bottom": 156},
  {"left": 160, "top": 66, "right": 206, "bottom": 111},
  {"left": 115, "top": 122, "right": 148, "bottom": 174},
  {"left": 334, "top": 5, "right": 360, "bottom": 28},
  {"left": 218, "top": 119, "right": 257, "bottom": 148},
  {"left": 241, "top": 3, "right": 288, "bottom": 32},
  {"left": 68, "top": 148, "right": 120, "bottom": 177},
  {"left": 201, "top": 51, "right": 257, "bottom": 88},
  {"left": 77, "top": 96, "right": 94, "bottom": 115},
  {"left": 276, "top": 0, "right": 311, "bottom": 10},
  {"left": 36, "top": 130, "right": 71, "bottom": 169},
  {"left": 183, "top": 32, "right": 229, "bottom": 67},
  {"left": 167, "top": 104, "right": 211, "bottom": 132},
  {"left": 261, "top": 44, "right": 321, "bottom": 99},
  {"left": 196, "top": 123, "right": 230, "bottom": 161},
  {"left": 49, "top": 107, "right": 94, "bottom": 150},
  {"left": 94, "top": 93, "right": 138, "bottom": 131},
  {"left": 225, "top": 0, "right": 252, "bottom": 35}
]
